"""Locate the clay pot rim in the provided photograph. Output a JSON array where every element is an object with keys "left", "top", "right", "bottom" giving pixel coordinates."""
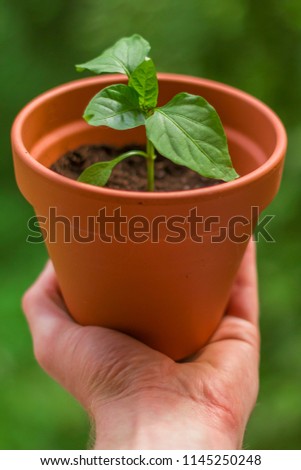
[{"left": 12, "top": 73, "right": 287, "bottom": 202}]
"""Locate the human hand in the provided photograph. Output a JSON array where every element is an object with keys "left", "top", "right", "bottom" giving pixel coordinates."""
[{"left": 22, "top": 240, "right": 259, "bottom": 449}]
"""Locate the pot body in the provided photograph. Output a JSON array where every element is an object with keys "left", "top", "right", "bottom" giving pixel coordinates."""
[{"left": 11, "top": 74, "right": 286, "bottom": 360}]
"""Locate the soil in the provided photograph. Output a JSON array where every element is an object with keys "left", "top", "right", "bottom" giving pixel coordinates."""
[{"left": 50, "top": 144, "right": 224, "bottom": 192}]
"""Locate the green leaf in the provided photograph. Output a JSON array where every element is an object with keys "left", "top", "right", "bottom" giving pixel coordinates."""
[
  {"left": 76, "top": 34, "right": 151, "bottom": 77},
  {"left": 146, "top": 93, "right": 238, "bottom": 182},
  {"left": 83, "top": 84, "right": 145, "bottom": 130},
  {"left": 129, "top": 58, "right": 158, "bottom": 110},
  {"left": 78, "top": 154, "right": 129, "bottom": 187}
]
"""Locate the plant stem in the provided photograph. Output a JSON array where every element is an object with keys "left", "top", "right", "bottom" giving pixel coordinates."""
[
  {"left": 146, "top": 138, "right": 156, "bottom": 191},
  {"left": 118, "top": 150, "right": 148, "bottom": 159}
]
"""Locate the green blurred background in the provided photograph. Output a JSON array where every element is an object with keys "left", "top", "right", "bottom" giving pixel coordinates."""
[{"left": 1, "top": 0, "right": 301, "bottom": 449}]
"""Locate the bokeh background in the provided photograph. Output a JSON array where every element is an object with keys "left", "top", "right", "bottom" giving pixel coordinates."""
[{"left": 1, "top": 0, "right": 301, "bottom": 449}]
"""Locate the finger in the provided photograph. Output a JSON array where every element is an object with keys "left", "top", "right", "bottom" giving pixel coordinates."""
[
  {"left": 22, "top": 261, "right": 79, "bottom": 374},
  {"left": 190, "top": 319, "right": 260, "bottom": 435},
  {"left": 191, "top": 239, "right": 259, "bottom": 354},
  {"left": 200, "top": 239, "right": 259, "bottom": 348},
  {"left": 190, "top": 240, "right": 260, "bottom": 417},
  {"left": 226, "top": 238, "right": 259, "bottom": 326},
  {"left": 195, "top": 333, "right": 259, "bottom": 437},
  {"left": 22, "top": 260, "right": 74, "bottom": 335}
]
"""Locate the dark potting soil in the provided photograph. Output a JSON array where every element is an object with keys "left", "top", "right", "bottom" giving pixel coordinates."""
[{"left": 50, "top": 144, "right": 224, "bottom": 192}]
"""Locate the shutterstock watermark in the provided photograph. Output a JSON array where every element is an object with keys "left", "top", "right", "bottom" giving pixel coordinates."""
[{"left": 26, "top": 206, "right": 275, "bottom": 245}]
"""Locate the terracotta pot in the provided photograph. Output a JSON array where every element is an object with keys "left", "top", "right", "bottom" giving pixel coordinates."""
[{"left": 11, "top": 74, "right": 287, "bottom": 360}]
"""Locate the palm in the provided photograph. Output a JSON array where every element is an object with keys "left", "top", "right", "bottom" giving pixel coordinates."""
[{"left": 23, "top": 241, "right": 259, "bottom": 448}]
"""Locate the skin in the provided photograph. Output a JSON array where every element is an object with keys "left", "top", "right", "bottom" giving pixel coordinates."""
[{"left": 22, "top": 240, "right": 259, "bottom": 449}]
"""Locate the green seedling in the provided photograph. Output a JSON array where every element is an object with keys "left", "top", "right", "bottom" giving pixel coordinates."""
[{"left": 76, "top": 34, "right": 239, "bottom": 191}]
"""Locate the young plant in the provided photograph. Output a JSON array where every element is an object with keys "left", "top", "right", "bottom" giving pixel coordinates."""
[{"left": 76, "top": 34, "right": 239, "bottom": 191}]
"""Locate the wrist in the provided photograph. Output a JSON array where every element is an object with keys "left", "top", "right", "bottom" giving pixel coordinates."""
[{"left": 91, "top": 391, "right": 241, "bottom": 450}]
